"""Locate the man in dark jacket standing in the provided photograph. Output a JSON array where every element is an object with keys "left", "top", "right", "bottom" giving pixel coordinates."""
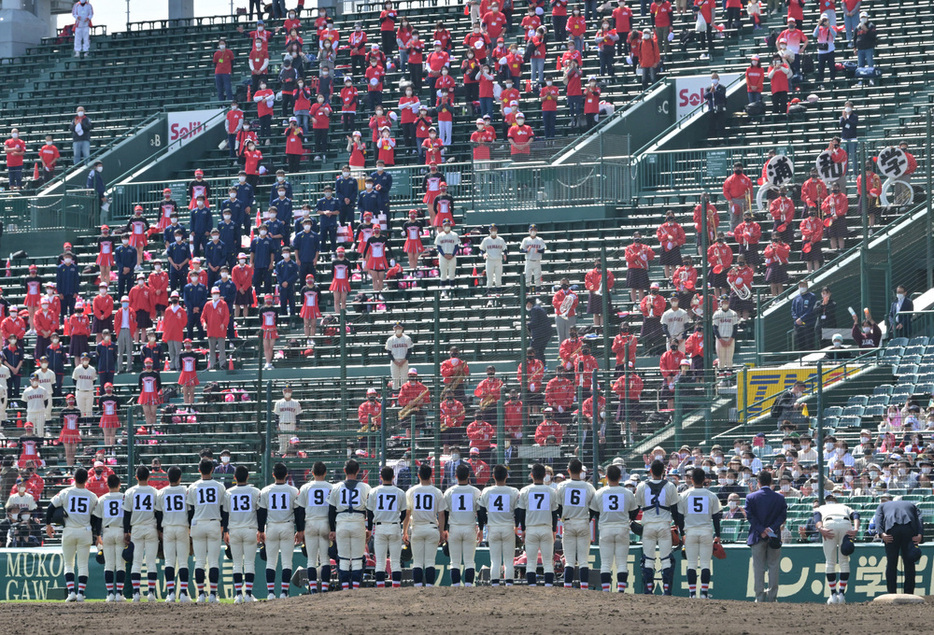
[
  {"left": 791, "top": 279, "right": 817, "bottom": 351},
  {"left": 889, "top": 285, "right": 913, "bottom": 339},
  {"left": 86, "top": 161, "right": 106, "bottom": 218},
  {"left": 872, "top": 497, "right": 923, "bottom": 595},
  {"left": 704, "top": 72, "right": 728, "bottom": 138},
  {"left": 526, "top": 298, "right": 554, "bottom": 362},
  {"left": 745, "top": 470, "right": 787, "bottom": 602}
]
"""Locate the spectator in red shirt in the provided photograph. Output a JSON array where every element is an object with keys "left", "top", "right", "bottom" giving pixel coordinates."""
[
  {"left": 639, "top": 29, "right": 660, "bottom": 89},
  {"left": 650, "top": 0, "right": 672, "bottom": 54},
  {"left": 508, "top": 113, "right": 535, "bottom": 159},
  {"left": 767, "top": 55, "right": 792, "bottom": 116},
  {"left": 551, "top": 0, "right": 568, "bottom": 42},
  {"left": 433, "top": 21, "right": 452, "bottom": 51},
  {"left": 610, "top": 0, "right": 633, "bottom": 54},
  {"left": 724, "top": 0, "right": 742, "bottom": 31},
  {"left": 407, "top": 30, "right": 425, "bottom": 92},
  {"left": 426, "top": 41, "right": 451, "bottom": 97},
  {"left": 212, "top": 38, "right": 234, "bottom": 102},
  {"left": 284, "top": 118, "right": 305, "bottom": 172},
  {"left": 365, "top": 58, "right": 386, "bottom": 112},
  {"left": 309, "top": 94, "right": 332, "bottom": 162},
  {"left": 248, "top": 37, "right": 269, "bottom": 94},
  {"left": 242, "top": 140, "right": 263, "bottom": 189},
  {"left": 379, "top": 1, "right": 398, "bottom": 55},
  {"left": 253, "top": 79, "right": 275, "bottom": 142},
  {"left": 595, "top": 19, "right": 619, "bottom": 77},
  {"left": 540, "top": 77, "right": 559, "bottom": 139},
  {"left": 471, "top": 118, "right": 495, "bottom": 160},
  {"left": 529, "top": 27, "right": 547, "bottom": 88},
  {"left": 38, "top": 134, "right": 60, "bottom": 186},
  {"left": 4, "top": 129, "right": 25, "bottom": 191},
  {"left": 583, "top": 77, "right": 601, "bottom": 130},
  {"left": 745, "top": 54, "right": 764, "bottom": 103},
  {"left": 564, "top": 59, "right": 583, "bottom": 128}
]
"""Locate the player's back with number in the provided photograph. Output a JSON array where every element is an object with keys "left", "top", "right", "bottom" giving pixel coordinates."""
[
  {"left": 591, "top": 484, "right": 638, "bottom": 528},
  {"left": 678, "top": 486, "right": 721, "bottom": 529},
  {"left": 226, "top": 483, "right": 261, "bottom": 528},
  {"left": 125, "top": 484, "right": 159, "bottom": 526},
  {"left": 479, "top": 484, "right": 519, "bottom": 526},
  {"left": 52, "top": 486, "right": 99, "bottom": 529},
  {"left": 518, "top": 483, "right": 558, "bottom": 527},
  {"left": 368, "top": 484, "right": 407, "bottom": 522},
  {"left": 329, "top": 480, "right": 372, "bottom": 516},
  {"left": 95, "top": 490, "right": 125, "bottom": 528},
  {"left": 635, "top": 478, "right": 679, "bottom": 522},
  {"left": 260, "top": 482, "right": 299, "bottom": 523},
  {"left": 406, "top": 483, "right": 445, "bottom": 525},
  {"left": 444, "top": 484, "right": 481, "bottom": 526},
  {"left": 187, "top": 478, "right": 226, "bottom": 522},
  {"left": 158, "top": 484, "right": 189, "bottom": 526},
  {"left": 555, "top": 479, "right": 596, "bottom": 521},
  {"left": 298, "top": 481, "right": 334, "bottom": 520}
]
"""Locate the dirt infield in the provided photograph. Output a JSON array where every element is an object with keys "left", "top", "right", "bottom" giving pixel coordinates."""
[{"left": 2, "top": 588, "right": 933, "bottom": 635}]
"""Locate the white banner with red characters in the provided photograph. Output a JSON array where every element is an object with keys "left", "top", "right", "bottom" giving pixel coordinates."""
[
  {"left": 675, "top": 74, "right": 741, "bottom": 120},
  {"left": 166, "top": 108, "right": 224, "bottom": 149}
]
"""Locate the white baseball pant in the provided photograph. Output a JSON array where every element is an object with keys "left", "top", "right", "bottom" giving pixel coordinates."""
[
  {"left": 821, "top": 519, "right": 854, "bottom": 574},
  {"left": 265, "top": 521, "right": 296, "bottom": 570},
  {"left": 562, "top": 519, "right": 591, "bottom": 568},
  {"left": 62, "top": 526, "right": 93, "bottom": 576},
  {"left": 373, "top": 522, "right": 403, "bottom": 572},
  {"left": 130, "top": 523, "right": 159, "bottom": 573},
  {"left": 447, "top": 524, "right": 477, "bottom": 572},
  {"left": 524, "top": 526, "right": 554, "bottom": 574},
  {"left": 335, "top": 520, "right": 366, "bottom": 571},
  {"left": 278, "top": 421, "right": 296, "bottom": 454},
  {"left": 228, "top": 527, "right": 257, "bottom": 574},
  {"left": 439, "top": 256, "right": 457, "bottom": 281},
  {"left": 410, "top": 524, "right": 440, "bottom": 569},
  {"left": 76, "top": 390, "right": 94, "bottom": 418},
  {"left": 684, "top": 526, "right": 714, "bottom": 570},
  {"left": 488, "top": 525, "right": 516, "bottom": 582},
  {"left": 524, "top": 260, "right": 542, "bottom": 287},
  {"left": 485, "top": 259, "right": 503, "bottom": 288},
  {"left": 642, "top": 521, "right": 673, "bottom": 565},
  {"left": 598, "top": 524, "right": 630, "bottom": 574},
  {"left": 190, "top": 519, "right": 222, "bottom": 570},
  {"left": 74, "top": 26, "right": 90, "bottom": 53},
  {"left": 101, "top": 526, "right": 124, "bottom": 570},
  {"left": 390, "top": 360, "right": 409, "bottom": 390},
  {"left": 305, "top": 518, "right": 330, "bottom": 568},
  {"left": 27, "top": 410, "right": 47, "bottom": 438},
  {"left": 162, "top": 525, "right": 190, "bottom": 572}
]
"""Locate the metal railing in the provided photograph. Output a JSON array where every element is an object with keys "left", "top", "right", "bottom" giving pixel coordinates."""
[{"left": 0, "top": 189, "right": 98, "bottom": 232}]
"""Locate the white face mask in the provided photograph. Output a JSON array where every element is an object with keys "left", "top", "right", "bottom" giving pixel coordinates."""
[
  {"left": 121, "top": 239, "right": 129, "bottom": 245},
  {"left": 77, "top": 111, "right": 85, "bottom": 116},
  {"left": 283, "top": 253, "right": 291, "bottom": 260},
  {"left": 303, "top": 224, "right": 312, "bottom": 231},
  {"left": 219, "top": 44, "right": 226, "bottom": 50},
  {"left": 10, "top": 133, "right": 18, "bottom": 139},
  {"left": 780, "top": 484, "right": 790, "bottom": 492},
  {"left": 898, "top": 468, "right": 907, "bottom": 476},
  {"left": 844, "top": 107, "right": 853, "bottom": 113},
  {"left": 238, "top": 259, "right": 246, "bottom": 265},
  {"left": 212, "top": 294, "right": 220, "bottom": 301},
  {"left": 543, "top": 474, "right": 551, "bottom": 484},
  {"left": 259, "top": 230, "right": 267, "bottom": 236},
  {"left": 897, "top": 293, "right": 905, "bottom": 301},
  {"left": 798, "top": 287, "right": 807, "bottom": 295},
  {"left": 711, "top": 78, "right": 719, "bottom": 85},
  {"left": 365, "top": 184, "right": 373, "bottom": 190},
  {"left": 96, "top": 166, "right": 103, "bottom": 173},
  {"left": 64, "top": 258, "right": 72, "bottom": 265},
  {"left": 870, "top": 471, "right": 879, "bottom": 479},
  {"left": 221, "top": 272, "right": 229, "bottom": 280},
  {"left": 728, "top": 501, "right": 737, "bottom": 509},
  {"left": 238, "top": 176, "right": 246, "bottom": 183},
  {"left": 343, "top": 171, "right": 351, "bottom": 177}
]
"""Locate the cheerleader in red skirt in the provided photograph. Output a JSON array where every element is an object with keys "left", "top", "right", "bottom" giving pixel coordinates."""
[
  {"left": 177, "top": 339, "right": 199, "bottom": 405},
  {"left": 431, "top": 182, "right": 455, "bottom": 228},
  {"left": 137, "top": 358, "right": 162, "bottom": 426},
  {"left": 347, "top": 131, "right": 367, "bottom": 169},
  {"left": 364, "top": 225, "right": 392, "bottom": 295},
  {"left": 258, "top": 295, "right": 279, "bottom": 370},
  {"left": 125, "top": 206, "right": 150, "bottom": 268},
  {"left": 330, "top": 247, "right": 352, "bottom": 312},
  {"left": 299, "top": 275, "right": 322, "bottom": 343},
  {"left": 355, "top": 212, "right": 376, "bottom": 256},
  {"left": 402, "top": 209, "right": 425, "bottom": 270},
  {"left": 422, "top": 164, "right": 444, "bottom": 224},
  {"left": 57, "top": 393, "right": 82, "bottom": 466},
  {"left": 98, "top": 383, "right": 121, "bottom": 448},
  {"left": 96, "top": 225, "right": 116, "bottom": 288}
]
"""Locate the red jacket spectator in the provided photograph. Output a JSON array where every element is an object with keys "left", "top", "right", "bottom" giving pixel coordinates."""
[
  {"left": 822, "top": 192, "right": 848, "bottom": 218},
  {"left": 693, "top": 203, "right": 719, "bottom": 244},
  {"left": 112, "top": 307, "right": 137, "bottom": 337},
  {"left": 625, "top": 241, "right": 655, "bottom": 269},
  {"left": 482, "top": 9, "right": 507, "bottom": 39},
  {"left": 746, "top": 63, "right": 764, "bottom": 93},
  {"left": 684, "top": 330, "right": 704, "bottom": 358},
  {"left": 552, "top": 288, "right": 579, "bottom": 318},
  {"left": 213, "top": 47, "right": 234, "bottom": 75},
  {"left": 672, "top": 263, "right": 697, "bottom": 293},
  {"left": 162, "top": 303, "right": 187, "bottom": 342},
  {"left": 640, "top": 292, "right": 665, "bottom": 318},
  {"left": 581, "top": 395, "right": 606, "bottom": 420},
  {"left": 656, "top": 219, "right": 686, "bottom": 249},
  {"left": 659, "top": 348, "right": 685, "bottom": 381},
  {"left": 128, "top": 284, "right": 153, "bottom": 318},
  {"left": 517, "top": 357, "right": 545, "bottom": 392},
  {"left": 463, "top": 31, "right": 490, "bottom": 60},
  {"left": 722, "top": 171, "right": 754, "bottom": 201},
  {"left": 613, "top": 4, "right": 633, "bottom": 32},
  {"left": 707, "top": 242, "right": 733, "bottom": 271},
  {"left": 365, "top": 63, "right": 385, "bottom": 92},
  {"left": 310, "top": 102, "right": 332, "bottom": 129},
  {"left": 466, "top": 418, "right": 494, "bottom": 450},
  {"left": 612, "top": 332, "right": 638, "bottom": 367},
  {"left": 1, "top": 314, "right": 25, "bottom": 341},
  {"left": 535, "top": 419, "right": 565, "bottom": 445},
  {"left": 612, "top": 372, "right": 643, "bottom": 402},
  {"left": 639, "top": 33, "right": 660, "bottom": 69},
  {"left": 584, "top": 267, "right": 614, "bottom": 293},
  {"left": 544, "top": 375, "right": 574, "bottom": 413},
  {"left": 763, "top": 240, "right": 791, "bottom": 265},
  {"left": 800, "top": 215, "right": 824, "bottom": 244},
  {"left": 800, "top": 176, "right": 828, "bottom": 209},
  {"left": 201, "top": 298, "right": 230, "bottom": 339}
]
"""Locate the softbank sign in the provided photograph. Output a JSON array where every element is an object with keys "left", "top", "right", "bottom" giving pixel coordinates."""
[
  {"left": 167, "top": 109, "right": 224, "bottom": 148},
  {"left": 675, "top": 74, "right": 741, "bottom": 120}
]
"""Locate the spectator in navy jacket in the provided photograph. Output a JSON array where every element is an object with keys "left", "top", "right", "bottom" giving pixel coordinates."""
[
  {"left": 190, "top": 195, "right": 213, "bottom": 258},
  {"left": 86, "top": 161, "right": 106, "bottom": 213},
  {"left": 234, "top": 172, "right": 255, "bottom": 235},
  {"left": 268, "top": 170, "right": 293, "bottom": 205},
  {"left": 274, "top": 247, "right": 300, "bottom": 318},
  {"left": 791, "top": 279, "right": 817, "bottom": 351},
  {"left": 203, "top": 229, "right": 227, "bottom": 290},
  {"left": 182, "top": 272, "right": 208, "bottom": 339},
  {"left": 889, "top": 285, "right": 914, "bottom": 339},
  {"left": 317, "top": 186, "right": 341, "bottom": 258},
  {"left": 336, "top": 167, "right": 359, "bottom": 228},
  {"left": 526, "top": 298, "right": 554, "bottom": 361},
  {"left": 371, "top": 161, "right": 393, "bottom": 217},
  {"left": 745, "top": 470, "right": 788, "bottom": 603},
  {"left": 166, "top": 229, "right": 191, "bottom": 292},
  {"left": 55, "top": 252, "right": 80, "bottom": 318},
  {"left": 217, "top": 201, "right": 241, "bottom": 268},
  {"left": 292, "top": 221, "right": 321, "bottom": 283},
  {"left": 113, "top": 236, "right": 138, "bottom": 299},
  {"left": 357, "top": 179, "right": 381, "bottom": 224}
]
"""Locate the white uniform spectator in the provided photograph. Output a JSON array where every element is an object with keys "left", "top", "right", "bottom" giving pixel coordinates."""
[
  {"left": 72, "top": 0, "right": 94, "bottom": 57},
  {"left": 272, "top": 387, "right": 302, "bottom": 454}
]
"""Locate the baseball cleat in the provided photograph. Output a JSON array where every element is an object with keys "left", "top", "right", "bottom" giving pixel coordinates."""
[
  {"left": 267, "top": 592, "right": 277, "bottom": 601},
  {"left": 133, "top": 592, "right": 141, "bottom": 603},
  {"left": 65, "top": 592, "right": 77, "bottom": 602},
  {"left": 164, "top": 592, "right": 176, "bottom": 603},
  {"left": 177, "top": 593, "right": 190, "bottom": 603},
  {"left": 827, "top": 594, "right": 836, "bottom": 604},
  {"left": 106, "top": 593, "right": 115, "bottom": 603},
  {"left": 147, "top": 593, "right": 156, "bottom": 603},
  {"left": 234, "top": 594, "right": 243, "bottom": 605},
  {"left": 114, "top": 594, "right": 125, "bottom": 602},
  {"left": 76, "top": 594, "right": 86, "bottom": 602},
  {"left": 196, "top": 593, "right": 206, "bottom": 604},
  {"left": 279, "top": 592, "right": 288, "bottom": 599},
  {"left": 837, "top": 594, "right": 845, "bottom": 604},
  {"left": 208, "top": 594, "right": 219, "bottom": 604}
]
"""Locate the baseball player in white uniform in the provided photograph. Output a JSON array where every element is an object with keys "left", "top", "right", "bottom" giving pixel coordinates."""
[
  {"left": 403, "top": 463, "right": 448, "bottom": 587},
  {"left": 259, "top": 463, "right": 300, "bottom": 599},
  {"left": 634, "top": 459, "right": 682, "bottom": 595},
  {"left": 556, "top": 459, "right": 597, "bottom": 589},
  {"left": 517, "top": 463, "right": 559, "bottom": 587},
  {"left": 366, "top": 465, "right": 407, "bottom": 588},
  {"left": 124, "top": 466, "right": 161, "bottom": 602},
  {"left": 519, "top": 224, "right": 547, "bottom": 292},
  {"left": 225, "top": 466, "right": 261, "bottom": 603},
  {"left": 71, "top": 353, "right": 98, "bottom": 418},
  {"left": 329, "top": 459, "right": 372, "bottom": 590},
  {"left": 815, "top": 491, "right": 860, "bottom": 604},
  {"left": 385, "top": 322, "right": 413, "bottom": 389},
  {"left": 157, "top": 466, "right": 191, "bottom": 602},
  {"left": 297, "top": 461, "right": 334, "bottom": 593},
  {"left": 186, "top": 458, "right": 228, "bottom": 603},
  {"left": 35, "top": 360, "right": 55, "bottom": 421},
  {"left": 677, "top": 467, "right": 723, "bottom": 599},
  {"left": 479, "top": 225, "right": 507, "bottom": 291},
  {"left": 479, "top": 464, "right": 520, "bottom": 587},
  {"left": 433, "top": 220, "right": 460, "bottom": 293},
  {"left": 272, "top": 386, "right": 302, "bottom": 455},
  {"left": 22, "top": 373, "right": 50, "bottom": 437},
  {"left": 72, "top": 0, "right": 94, "bottom": 57},
  {"left": 590, "top": 463, "right": 639, "bottom": 592},
  {"left": 443, "top": 463, "right": 482, "bottom": 586},
  {"left": 46, "top": 467, "right": 99, "bottom": 601},
  {"left": 0, "top": 362, "right": 10, "bottom": 421},
  {"left": 93, "top": 474, "right": 125, "bottom": 601}
]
